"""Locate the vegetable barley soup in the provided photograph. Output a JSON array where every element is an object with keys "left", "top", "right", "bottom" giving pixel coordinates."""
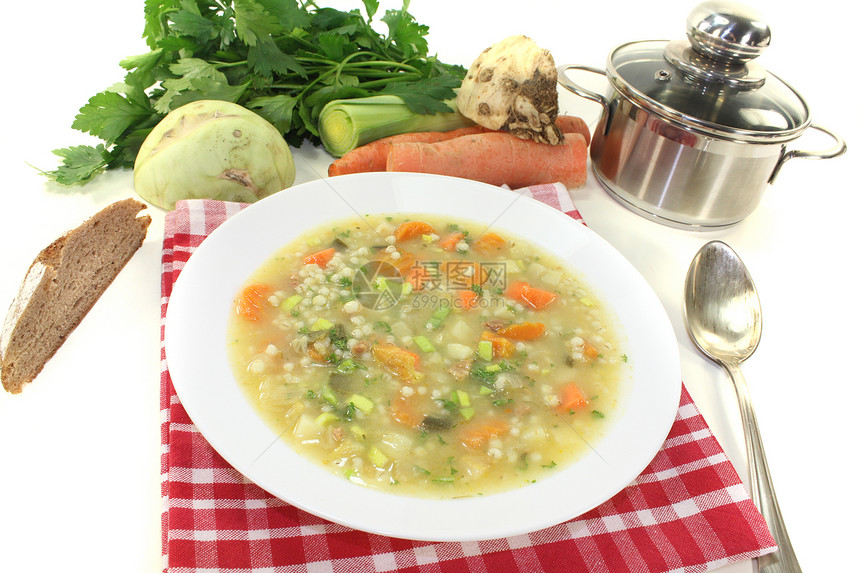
[{"left": 227, "top": 214, "right": 629, "bottom": 498}]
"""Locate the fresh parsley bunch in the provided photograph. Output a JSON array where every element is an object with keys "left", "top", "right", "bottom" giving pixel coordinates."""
[{"left": 46, "top": 0, "right": 465, "bottom": 186}]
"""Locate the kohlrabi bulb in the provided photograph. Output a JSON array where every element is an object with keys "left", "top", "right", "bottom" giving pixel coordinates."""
[{"left": 133, "top": 100, "right": 295, "bottom": 209}]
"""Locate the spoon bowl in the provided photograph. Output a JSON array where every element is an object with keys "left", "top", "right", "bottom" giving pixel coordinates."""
[
  {"left": 684, "top": 240, "right": 762, "bottom": 365},
  {"left": 684, "top": 240, "right": 801, "bottom": 572}
]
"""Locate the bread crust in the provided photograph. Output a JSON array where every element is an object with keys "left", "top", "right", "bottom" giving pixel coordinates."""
[{"left": 1, "top": 198, "right": 151, "bottom": 393}]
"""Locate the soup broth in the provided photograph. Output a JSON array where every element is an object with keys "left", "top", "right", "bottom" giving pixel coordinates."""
[{"left": 227, "top": 214, "right": 628, "bottom": 498}]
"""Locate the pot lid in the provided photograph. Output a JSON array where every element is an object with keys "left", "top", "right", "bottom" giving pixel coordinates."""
[{"left": 606, "top": 1, "right": 810, "bottom": 142}]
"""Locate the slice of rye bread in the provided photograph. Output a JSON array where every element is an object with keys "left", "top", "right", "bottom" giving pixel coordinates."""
[{"left": 0, "top": 198, "right": 151, "bottom": 394}]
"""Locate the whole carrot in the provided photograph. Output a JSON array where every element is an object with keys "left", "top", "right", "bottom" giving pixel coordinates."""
[
  {"left": 555, "top": 115, "right": 591, "bottom": 146},
  {"left": 386, "top": 132, "right": 588, "bottom": 189},
  {"left": 328, "top": 125, "right": 488, "bottom": 176},
  {"left": 327, "top": 115, "right": 590, "bottom": 177}
]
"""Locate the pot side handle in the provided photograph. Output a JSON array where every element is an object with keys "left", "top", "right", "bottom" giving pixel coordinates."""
[
  {"left": 557, "top": 65, "right": 611, "bottom": 120},
  {"left": 770, "top": 124, "right": 847, "bottom": 182}
]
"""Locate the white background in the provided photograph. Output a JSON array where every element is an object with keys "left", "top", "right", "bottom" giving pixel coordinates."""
[{"left": 1, "top": 1, "right": 857, "bottom": 571}]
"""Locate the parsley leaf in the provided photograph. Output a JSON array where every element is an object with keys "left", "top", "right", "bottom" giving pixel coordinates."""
[
  {"left": 46, "top": 0, "right": 466, "bottom": 186},
  {"left": 169, "top": 5, "right": 218, "bottom": 42},
  {"left": 381, "top": 6, "right": 429, "bottom": 58},
  {"left": 380, "top": 75, "right": 461, "bottom": 114},
  {"left": 71, "top": 91, "right": 153, "bottom": 145},
  {"left": 41, "top": 145, "right": 114, "bottom": 186}
]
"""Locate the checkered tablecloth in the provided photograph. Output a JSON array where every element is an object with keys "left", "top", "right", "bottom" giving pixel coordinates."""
[{"left": 160, "top": 184, "right": 776, "bottom": 572}]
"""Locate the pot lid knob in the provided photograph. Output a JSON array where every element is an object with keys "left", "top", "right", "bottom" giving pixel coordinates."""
[
  {"left": 687, "top": 1, "right": 771, "bottom": 62},
  {"left": 664, "top": 1, "right": 770, "bottom": 88}
]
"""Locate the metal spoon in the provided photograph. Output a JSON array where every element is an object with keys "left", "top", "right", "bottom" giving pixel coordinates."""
[{"left": 684, "top": 240, "right": 801, "bottom": 573}]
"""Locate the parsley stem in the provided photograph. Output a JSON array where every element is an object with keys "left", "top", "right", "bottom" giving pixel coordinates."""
[
  {"left": 332, "top": 51, "right": 368, "bottom": 83},
  {"left": 340, "top": 60, "right": 422, "bottom": 73},
  {"left": 212, "top": 60, "right": 248, "bottom": 68},
  {"left": 356, "top": 76, "right": 421, "bottom": 89},
  {"left": 269, "top": 83, "right": 311, "bottom": 90},
  {"left": 268, "top": 74, "right": 418, "bottom": 93}
]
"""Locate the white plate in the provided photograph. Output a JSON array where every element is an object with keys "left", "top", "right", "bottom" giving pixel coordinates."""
[{"left": 165, "top": 172, "right": 680, "bottom": 542}]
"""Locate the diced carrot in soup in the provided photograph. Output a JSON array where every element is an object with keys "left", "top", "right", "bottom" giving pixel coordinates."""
[
  {"left": 390, "top": 395, "right": 423, "bottom": 428},
  {"left": 302, "top": 247, "right": 336, "bottom": 268},
  {"left": 583, "top": 340, "right": 601, "bottom": 359},
  {"left": 236, "top": 283, "right": 269, "bottom": 321},
  {"left": 506, "top": 281, "right": 557, "bottom": 310},
  {"left": 471, "top": 232, "right": 507, "bottom": 254},
  {"left": 458, "top": 419, "right": 509, "bottom": 449},
  {"left": 377, "top": 249, "right": 417, "bottom": 274},
  {"left": 438, "top": 231, "right": 464, "bottom": 252},
  {"left": 394, "top": 221, "right": 437, "bottom": 242},
  {"left": 371, "top": 342, "right": 420, "bottom": 383},
  {"left": 480, "top": 331, "right": 515, "bottom": 358},
  {"left": 558, "top": 383, "right": 589, "bottom": 411},
  {"left": 458, "top": 288, "right": 480, "bottom": 310},
  {"left": 495, "top": 322, "right": 545, "bottom": 340}
]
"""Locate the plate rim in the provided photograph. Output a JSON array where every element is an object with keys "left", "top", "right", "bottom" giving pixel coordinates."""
[{"left": 164, "top": 172, "right": 681, "bottom": 542}]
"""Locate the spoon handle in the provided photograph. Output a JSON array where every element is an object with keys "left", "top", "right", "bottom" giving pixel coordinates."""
[{"left": 724, "top": 362, "right": 802, "bottom": 573}]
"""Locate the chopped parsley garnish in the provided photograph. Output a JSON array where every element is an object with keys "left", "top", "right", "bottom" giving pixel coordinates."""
[
  {"left": 470, "top": 360, "right": 515, "bottom": 386},
  {"left": 343, "top": 402, "right": 357, "bottom": 421},
  {"left": 374, "top": 321, "right": 392, "bottom": 333},
  {"left": 328, "top": 326, "right": 349, "bottom": 350}
]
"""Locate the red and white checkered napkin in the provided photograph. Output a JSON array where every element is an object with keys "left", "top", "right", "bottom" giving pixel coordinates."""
[{"left": 160, "top": 184, "right": 777, "bottom": 572}]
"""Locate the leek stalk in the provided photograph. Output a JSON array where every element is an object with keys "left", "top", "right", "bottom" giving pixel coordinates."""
[
  {"left": 348, "top": 394, "right": 374, "bottom": 414},
  {"left": 425, "top": 306, "right": 451, "bottom": 330},
  {"left": 413, "top": 335, "right": 436, "bottom": 353},
  {"left": 477, "top": 340, "right": 493, "bottom": 362},
  {"left": 318, "top": 94, "right": 474, "bottom": 157}
]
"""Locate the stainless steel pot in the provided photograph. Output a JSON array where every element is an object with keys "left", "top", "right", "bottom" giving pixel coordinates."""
[{"left": 558, "top": 1, "right": 847, "bottom": 230}]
